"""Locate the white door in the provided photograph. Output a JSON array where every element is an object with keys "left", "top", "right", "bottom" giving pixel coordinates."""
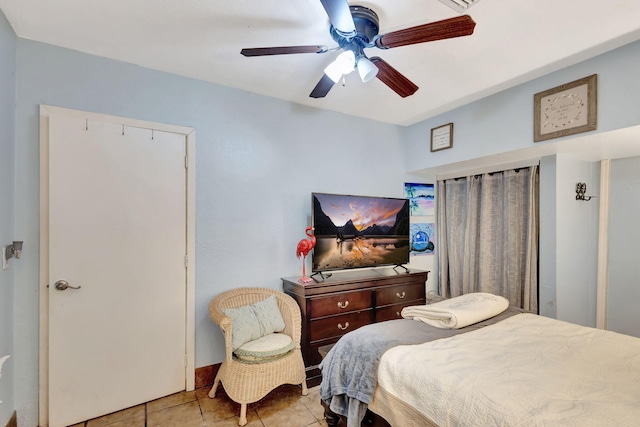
[{"left": 46, "top": 111, "right": 190, "bottom": 427}]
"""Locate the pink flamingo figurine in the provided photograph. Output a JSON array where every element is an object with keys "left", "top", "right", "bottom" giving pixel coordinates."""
[{"left": 296, "top": 226, "right": 316, "bottom": 284}]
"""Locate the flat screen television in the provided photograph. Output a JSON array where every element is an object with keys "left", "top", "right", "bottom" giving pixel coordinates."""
[{"left": 311, "top": 192, "right": 410, "bottom": 273}]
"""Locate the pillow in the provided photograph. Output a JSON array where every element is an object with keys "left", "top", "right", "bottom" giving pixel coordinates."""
[
  {"left": 252, "top": 295, "right": 286, "bottom": 336},
  {"left": 234, "top": 333, "right": 295, "bottom": 364},
  {"left": 222, "top": 304, "right": 262, "bottom": 351},
  {"left": 222, "top": 294, "right": 286, "bottom": 350}
]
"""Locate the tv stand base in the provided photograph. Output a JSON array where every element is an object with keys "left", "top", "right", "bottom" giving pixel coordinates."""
[
  {"left": 393, "top": 264, "right": 410, "bottom": 273},
  {"left": 310, "top": 271, "right": 332, "bottom": 282}
]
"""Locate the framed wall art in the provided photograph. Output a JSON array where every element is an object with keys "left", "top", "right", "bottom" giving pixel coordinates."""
[
  {"left": 534, "top": 74, "right": 597, "bottom": 142},
  {"left": 430, "top": 122, "right": 453, "bottom": 152},
  {"left": 410, "top": 222, "right": 435, "bottom": 256},
  {"left": 404, "top": 182, "right": 434, "bottom": 216}
]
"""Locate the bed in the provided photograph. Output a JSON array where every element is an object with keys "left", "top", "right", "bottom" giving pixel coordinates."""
[{"left": 319, "top": 293, "right": 640, "bottom": 427}]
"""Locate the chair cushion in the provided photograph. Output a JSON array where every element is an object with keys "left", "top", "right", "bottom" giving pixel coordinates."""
[
  {"left": 234, "top": 333, "right": 295, "bottom": 363},
  {"left": 222, "top": 294, "right": 286, "bottom": 350}
]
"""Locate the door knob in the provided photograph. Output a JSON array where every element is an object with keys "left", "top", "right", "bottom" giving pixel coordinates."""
[{"left": 54, "top": 280, "right": 82, "bottom": 291}]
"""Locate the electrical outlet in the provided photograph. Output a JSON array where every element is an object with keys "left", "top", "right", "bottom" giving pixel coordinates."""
[{"left": 2, "top": 246, "right": 8, "bottom": 270}]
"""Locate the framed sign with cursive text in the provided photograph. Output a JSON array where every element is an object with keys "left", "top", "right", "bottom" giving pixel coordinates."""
[
  {"left": 534, "top": 74, "right": 597, "bottom": 142},
  {"left": 430, "top": 122, "right": 454, "bottom": 152}
]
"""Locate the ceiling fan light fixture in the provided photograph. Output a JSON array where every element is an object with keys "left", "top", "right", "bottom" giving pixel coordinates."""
[
  {"left": 323, "top": 61, "right": 343, "bottom": 83},
  {"left": 323, "top": 50, "right": 355, "bottom": 83},
  {"left": 357, "top": 56, "right": 378, "bottom": 83}
]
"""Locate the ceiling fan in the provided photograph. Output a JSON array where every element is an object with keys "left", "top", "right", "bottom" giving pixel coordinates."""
[{"left": 240, "top": 0, "right": 476, "bottom": 99}]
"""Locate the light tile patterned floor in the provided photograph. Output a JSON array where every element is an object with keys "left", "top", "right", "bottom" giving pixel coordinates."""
[{"left": 68, "top": 384, "right": 330, "bottom": 427}]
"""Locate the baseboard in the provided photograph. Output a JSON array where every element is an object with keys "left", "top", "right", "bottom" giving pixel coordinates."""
[
  {"left": 0, "top": 368, "right": 219, "bottom": 427},
  {"left": 195, "top": 363, "right": 220, "bottom": 389},
  {"left": 5, "top": 411, "right": 16, "bottom": 427}
]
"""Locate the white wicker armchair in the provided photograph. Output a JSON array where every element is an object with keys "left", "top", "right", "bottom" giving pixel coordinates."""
[{"left": 208, "top": 287, "right": 308, "bottom": 426}]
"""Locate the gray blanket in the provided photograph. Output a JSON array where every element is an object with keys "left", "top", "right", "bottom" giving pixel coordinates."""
[{"left": 319, "top": 307, "right": 525, "bottom": 427}]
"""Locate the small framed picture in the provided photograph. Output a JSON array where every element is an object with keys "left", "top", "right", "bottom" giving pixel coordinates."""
[
  {"left": 410, "top": 222, "right": 435, "bottom": 256},
  {"left": 403, "top": 182, "right": 434, "bottom": 216},
  {"left": 430, "top": 123, "right": 453, "bottom": 152},
  {"left": 534, "top": 74, "right": 597, "bottom": 142}
]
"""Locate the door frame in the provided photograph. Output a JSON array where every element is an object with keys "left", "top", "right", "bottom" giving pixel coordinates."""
[
  {"left": 595, "top": 159, "right": 610, "bottom": 330},
  {"left": 38, "top": 105, "right": 196, "bottom": 427}
]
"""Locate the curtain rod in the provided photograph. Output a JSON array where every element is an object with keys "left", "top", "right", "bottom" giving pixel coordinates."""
[{"left": 437, "top": 158, "right": 540, "bottom": 181}]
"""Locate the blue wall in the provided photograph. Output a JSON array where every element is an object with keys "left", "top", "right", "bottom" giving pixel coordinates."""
[
  {"left": 401, "top": 40, "right": 640, "bottom": 172},
  {"left": 0, "top": 9, "right": 16, "bottom": 427},
  {"left": 13, "top": 39, "right": 416, "bottom": 426}
]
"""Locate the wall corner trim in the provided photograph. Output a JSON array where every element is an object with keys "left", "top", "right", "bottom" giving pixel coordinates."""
[{"left": 596, "top": 159, "right": 611, "bottom": 329}]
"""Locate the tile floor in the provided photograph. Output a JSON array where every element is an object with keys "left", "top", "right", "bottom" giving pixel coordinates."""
[{"left": 68, "top": 384, "right": 331, "bottom": 427}]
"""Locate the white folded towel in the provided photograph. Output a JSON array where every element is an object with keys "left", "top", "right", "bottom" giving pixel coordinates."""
[{"left": 401, "top": 293, "right": 509, "bottom": 329}]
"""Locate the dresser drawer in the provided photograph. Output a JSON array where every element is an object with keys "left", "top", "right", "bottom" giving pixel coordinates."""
[
  {"left": 376, "top": 284, "right": 424, "bottom": 307},
  {"left": 309, "top": 310, "right": 373, "bottom": 341},
  {"left": 309, "top": 289, "right": 373, "bottom": 318},
  {"left": 376, "top": 299, "right": 426, "bottom": 322}
]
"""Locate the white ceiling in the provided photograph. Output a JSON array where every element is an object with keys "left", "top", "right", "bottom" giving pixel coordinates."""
[{"left": 2, "top": 0, "right": 640, "bottom": 126}]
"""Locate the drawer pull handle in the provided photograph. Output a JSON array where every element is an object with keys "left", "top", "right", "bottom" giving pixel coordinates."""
[
  {"left": 337, "top": 301, "right": 350, "bottom": 309},
  {"left": 396, "top": 291, "right": 406, "bottom": 299},
  {"left": 337, "top": 322, "right": 350, "bottom": 331}
]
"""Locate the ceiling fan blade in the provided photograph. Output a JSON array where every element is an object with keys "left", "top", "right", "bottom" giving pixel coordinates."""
[
  {"left": 309, "top": 74, "right": 336, "bottom": 98},
  {"left": 370, "top": 57, "right": 419, "bottom": 98},
  {"left": 241, "top": 46, "right": 328, "bottom": 57},
  {"left": 376, "top": 15, "right": 476, "bottom": 49},
  {"left": 319, "top": 0, "right": 356, "bottom": 34}
]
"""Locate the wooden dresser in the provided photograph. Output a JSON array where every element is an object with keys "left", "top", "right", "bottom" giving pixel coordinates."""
[{"left": 282, "top": 268, "right": 429, "bottom": 386}]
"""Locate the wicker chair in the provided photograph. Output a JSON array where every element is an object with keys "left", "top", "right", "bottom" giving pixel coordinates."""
[{"left": 208, "top": 287, "right": 308, "bottom": 426}]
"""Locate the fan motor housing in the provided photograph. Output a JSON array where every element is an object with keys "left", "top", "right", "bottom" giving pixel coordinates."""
[{"left": 330, "top": 6, "right": 380, "bottom": 48}]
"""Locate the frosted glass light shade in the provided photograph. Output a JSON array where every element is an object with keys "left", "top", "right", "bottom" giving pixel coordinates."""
[
  {"left": 324, "top": 61, "right": 343, "bottom": 83},
  {"left": 324, "top": 50, "right": 356, "bottom": 83},
  {"left": 357, "top": 56, "right": 379, "bottom": 83}
]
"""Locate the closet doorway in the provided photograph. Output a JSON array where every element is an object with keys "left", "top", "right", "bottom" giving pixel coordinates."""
[{"left": 604, "top": 156, "right": 640, "bottom": 338}]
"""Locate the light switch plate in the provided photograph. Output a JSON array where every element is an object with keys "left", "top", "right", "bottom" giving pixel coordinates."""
[{"left": 2, "top": 246, "right": 8, "bottom": 270}]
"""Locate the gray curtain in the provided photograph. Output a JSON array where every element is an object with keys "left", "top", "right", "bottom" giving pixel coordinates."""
[{"left": 437, "top": 166, "right": 539, "bottom": 312}]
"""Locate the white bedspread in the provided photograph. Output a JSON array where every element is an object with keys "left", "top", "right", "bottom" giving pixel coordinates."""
[
  {"left": 401, "top": 292, "right": 509, "bottom": 329},
  {"left": 378, "top": 313, "right": 640, "bottom": 426}
]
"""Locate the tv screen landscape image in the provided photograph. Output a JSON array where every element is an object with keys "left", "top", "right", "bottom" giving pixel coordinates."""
[{"left": 311, "top": 193, "right": 410, "bottom": 272}]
